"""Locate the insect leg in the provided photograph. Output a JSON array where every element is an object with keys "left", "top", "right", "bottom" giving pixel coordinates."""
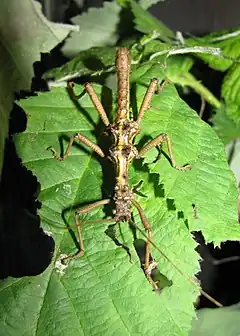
[
  {"left": 63, "top": 199, "right": 112, "bottom": 262},
  {"left": 136, "top": 79, "right": 168, "bottom": 125},
  {"left": 48, "top": 132, "right": 105, "bottom": 160},
  {"left": 138, "top": 133, "right": 191, "bottom": 171},
  {"left": 131, "top": 199, "right": 158, "bottom": 290},
  {"left": 47, "top": 135, "right": 75, "bottom": 161},
  {"left": 68, "top": 81, "right": 110, "bottom": 127}
]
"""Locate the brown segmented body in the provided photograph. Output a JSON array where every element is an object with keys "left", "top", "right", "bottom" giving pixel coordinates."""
[
  {"left": 115, "top": 47, "right": 131, "bottom": 120},
  {"left": 109, "top": 48, "right": 140, "bottom": 221}
]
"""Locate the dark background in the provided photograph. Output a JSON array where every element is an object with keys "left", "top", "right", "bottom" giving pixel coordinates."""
[{"left": 41, "top": 0, "right": 240, "bottom": 34}]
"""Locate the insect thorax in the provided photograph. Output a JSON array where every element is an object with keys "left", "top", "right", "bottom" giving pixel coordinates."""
[
  {"left": 108, "top": 118, "right": 139, "bottom": 221},
  {"left": 108, "top": 118, "right": 139, "bottom": 181}
]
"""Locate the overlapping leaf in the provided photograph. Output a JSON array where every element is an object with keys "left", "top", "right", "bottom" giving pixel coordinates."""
[
  {"left": 221, "top": 63, "right": 240, "bottom": 125},
  {"left": 62, "top": 1, "right": 121, "bottom": 58},
  {"left": 0, "top": 0, "right": 76, "bottom": 178},
  {"left": 131, "top": 0, "right": 174, "bottom": 40},
  {"left": 44, "top": 39, "right": 220, "bottom": 109},
  {"left": 44, "top": 46, "right": 116, "bottom": 82},
  {"left": 212, "top": 105, "right": 240, "bottom": 144},
  {"left": 190, "top": 303, "right": 240, "bottom": 336},
  {"left": 186, "top": 27, "right": 240, "bottom": 71},
  {"left": 139, "top": 0, "right": 164, "bottom": 9}
]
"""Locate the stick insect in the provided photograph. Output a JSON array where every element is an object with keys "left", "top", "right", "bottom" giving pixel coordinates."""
[{"left": 48, "top": 48, "right": 220, "bottom": 305}]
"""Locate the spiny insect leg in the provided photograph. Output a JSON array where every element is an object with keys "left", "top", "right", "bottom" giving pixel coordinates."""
[
  {"left": 68, "top": 81, "right": 110, "bottom": 127},
  {"left": 138, "top": 133, "right": 191, "bottom": 171},
  {"left": 136, "top": 79, "right": 169, "bottom": 125},
  {"left": 75, "top": 133, "right": 105, "bottom": 157},
  {"left": 62, "top": 199, "right": 111, "bottom": 262},
  {"left": 131, "top": 199, "right": 158, "bottom": 290},
  {"left": 48, "top": 132, "right": 105, "bottom": 160},
  {"left": 47, "top": 135, "right": 75, "bottom": 161}
]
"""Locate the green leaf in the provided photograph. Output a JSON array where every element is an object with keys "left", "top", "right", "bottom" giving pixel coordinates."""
[
  {"left": 131, "top": 62, "right": 239, "bottom": 245},
  {"left": 44, "top": 46, "right": 116, "bottom": 82},
  {"left": 222, "top": 63, "right": 240, "bottom": 103},
  {"left": 211, "top": 105, "right": 240, "bottom": 144},
  {"left": 139, "top": 0, "right": 164, "bottom": 9},
  {"left": 226, "top": 139, "right": 240, "bottom": 183},
  {"left": 0, "top": 0, "right": 76, "bottom": 91},
  {"left": 190, "top": 303, "right": 240, "bottom": 336},
  {"left": 131, "top": 0, "right": 174, "bottom": 39},
  {"left": 0, "top": 0, "right": 76, "bottom": 179},
  {"left": 223, "top": 103, "right": 240, "bottom": 126},
  {"left": 138, "top": 40, "right": 220, "bottom": 107},
  {"left": 45, "top": 40, "right": 219, "bottom": 110},
  {"left": 6, "top": 83, "right": 197, "bottom": 335},
  {"left": 222, "top": 63, "right": 240, "bottom": 124},
  {"left": 167, "top": 59, "right": 220, "bottom": 108},
  {"left": 186, "top": 27, "right": 240, "bottom": 71},
  {"left": 169, "top": 71, "right": 220, "bottom": 108},
  {"left": 3, "top": 57, "right": 239, "bottom": 335},
  {"left": 62, "top": 1, "right": 121, "bottom": 58},
  {"left": 165, "top": 54, "right": 194, "bottom": 75}
]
